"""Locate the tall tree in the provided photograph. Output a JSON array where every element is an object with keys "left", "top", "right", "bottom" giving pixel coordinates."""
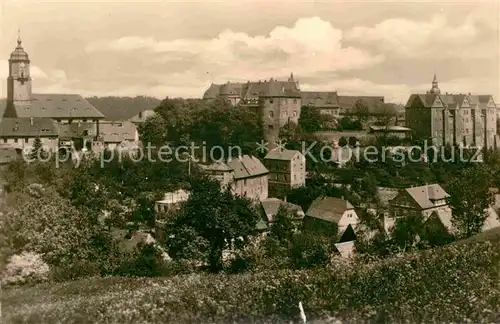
[
  {"left": 447, "top": 165, "right": 494, "bottom": 238},
  {"left": 29, "top": 137, "right": 44, "bottom": 161},
  {"left": 164, "top": 175, "right": 259, "bottom": 272},
  {"left": 298, "top": 106, "right": 323, "bottom": 133},
  {"left": 352, "top": 99, "right": 370, "bottom": 123}
]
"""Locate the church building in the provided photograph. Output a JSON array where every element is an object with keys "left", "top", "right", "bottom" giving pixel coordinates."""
[{"left": 0, "top": 33, "right": 104, "bottom": 153}]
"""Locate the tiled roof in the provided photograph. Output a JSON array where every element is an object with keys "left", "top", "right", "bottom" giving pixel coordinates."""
[
  {"left": 0, "top": 117, "right": 59, "bottom": 137},
  {"left": 0, "top": 147, "right": 18, "bottom": 164},
  {"left": 337, "top": 96, "right": 384, "bottom": 110},
  {"left": 301, "top": 91, "right": 339, "bottom": 108},
  {"left": 227, "top": 155, "right": 268, "bottom": 179},
  {"left": 203, "top": 79, "right": 301, "bottom": 99},
  {"left": 407, "top": 93, "right": 497, "bottom": 109},
  {"left": 87, "top": 96, "right": 160, "bottom": 121},
  {"left": 306, "top": 196, "right": 354, "bottom": 224},
  {"left": 404, "top": 184, "right": 450, "bottom": 209},
  {"left": 264, "top": 148, "right": 301, "bottom": 161},
  {"left": 99, "top": 121, "right": 137, "bottom": 143},
  {"left": 12, "top": 94, "right": 104, "bottom": 119},
  {"left": 261, "top": 198, "right": 304, "bottom": 222}
]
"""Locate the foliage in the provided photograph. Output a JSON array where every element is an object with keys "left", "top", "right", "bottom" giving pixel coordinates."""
[
  {"left": 339, "top": 116, "right": 363, "bottom": 130},
  {"left": 1, "top": 252, "right": 50, "bottom": 286},
  {"left": 164, "top": 176, "right": 260, "bottom": 272},
  {"left": 4, "top": 241, "right": 500, "bottom": 323},
  {"left": 447, "top": 165, "right": 494, "bottom": 238},
  {"left": 298, "top": 105, "right": 323, "bottom": 133}
]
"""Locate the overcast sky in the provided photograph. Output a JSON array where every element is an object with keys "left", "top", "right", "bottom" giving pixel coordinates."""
[{"left": 1, "top": 0, "right": 499, "bottom": 103}]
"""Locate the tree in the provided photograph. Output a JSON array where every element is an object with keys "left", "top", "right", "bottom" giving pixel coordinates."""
[
  {"left": 29, "top": 137, "right": 44, "bottom": 161},
  {"left": 164, "top": 175, "right": 259, "bottom": 272},
  {"left": 338, "top": 136, "right": 348, "bottom": 147},
  {"left": 138, "top": 114, "right": 168, "bottom": 146},
  {"left": 352, "top": 99, "right": 370, "bottom": 123},
  {"left": 348, "top": 136, "right": 358, "bottom": 147},
  {"left": 373, "top": 103, "right": 398, "bottom": 127},
  {"left": 298, "top": 106, "right": 323, "bottom": 133},
  {"left": 447, "top": 165, "right": 494, "bottom": 238}
]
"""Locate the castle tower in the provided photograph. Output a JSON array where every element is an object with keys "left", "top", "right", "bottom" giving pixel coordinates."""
[
  {"left": 7, "top": 30, "right": 32, "bottom": 108},
  {"left": 429, "top": 74, "right": 440, "bottom": 95}
]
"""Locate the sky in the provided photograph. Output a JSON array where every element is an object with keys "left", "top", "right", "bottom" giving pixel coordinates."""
[{"left": 0, "top": 0, "right": 499, "bottom": 104}]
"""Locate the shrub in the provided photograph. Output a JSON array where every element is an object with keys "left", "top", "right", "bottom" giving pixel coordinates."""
[{"left": 1, "top": 252, "right": 50, "bottom": 286}]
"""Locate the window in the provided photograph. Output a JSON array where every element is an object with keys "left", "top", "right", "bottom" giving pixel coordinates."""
[
  {"left": 269, "top": 111, "right": 274, "bottom": 117},
  {"left": 3, "top": 139, "right": 6, "bottom": 143},
  {"left": 138, "top": 112, "right": 143, "bottom": 118},
  {"left": 293, "top": 111, "right": 297, "bottom": 117},
  {"left": 269, "top": 99, "right": 274, "bottom": 104},
  {"left": 284, "top": 111, "right": 288, "bottom": 117},
  {"left": 82, "top": 119, "right": 87, "bottom": 122},
  {"left": 14, "top": 139, "right": 18, "bottom": 143},
  {"left": 24, "top": 138, "right": 28, "bottom": 143},
  {"left": 268, "top": 125, "right": 274, "bottom": 130},
  {"left": 293, "top": 99, "right": 297, "bottom": 104},
  {"left": 466, "top": 128, "right": 469, "bottom": 134}
]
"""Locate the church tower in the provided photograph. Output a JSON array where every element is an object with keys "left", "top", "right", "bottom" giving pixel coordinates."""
[
  {"left": 7, "top": 31, "right": 32, "bottom": 108},
  {"left": 429, "top": 74, "right": 441, "bottom": 95}
]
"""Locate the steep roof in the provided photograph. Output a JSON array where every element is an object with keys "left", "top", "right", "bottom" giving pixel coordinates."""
[
  {"left": 227, "top": 155, "right": 268, "bottom": 179},
  {"left": 261, "top": 198, "right": 304, "bottom": 222},
  {"left": 201, "top": 160, "right": 233, "bottom": 172},
  {"left": 337, "top": 96, "right": 384, "bottom": 111},
  {"left": 12, "top": 94, "right": 104, "bottom": 119},
  {"left": 264, "top": 148, "right": 302, "bottom": 161},
  {"left": 87, "top": 96, "right": 160, "bottom": 121},
  {"left": 203, "top": 79, "right": 301, "bottom": 99},
  {"left": 301, "top": 91, "right": 339, "bottom": 108},
  {"left": 306, "top": 196, "right": 354, "bottom": 224},
  {"left": 404, "top": 184, "right": 450, "bottom": 209},
  {"left": 407, "top": 93, "right": 497, "bottom": 109},
  {"left": 0, "top": 117, "right": 59, "bottom": 137}
]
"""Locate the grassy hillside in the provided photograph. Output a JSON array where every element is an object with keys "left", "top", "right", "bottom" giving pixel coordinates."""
[{"left": 3, "top": 239, "right": 500, "bottom": 324}]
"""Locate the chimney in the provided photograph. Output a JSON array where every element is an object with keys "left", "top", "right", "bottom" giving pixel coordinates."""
[{"left": 30, "top": 117, "right": 33, "bottom": 126}]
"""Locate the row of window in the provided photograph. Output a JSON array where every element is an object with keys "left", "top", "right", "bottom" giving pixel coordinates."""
[
  {"left": 268, "top": 99, "right": 298, "bottom": 104},
  {"left": 269, "top": 110, "right": 298, "bottom": 118}
]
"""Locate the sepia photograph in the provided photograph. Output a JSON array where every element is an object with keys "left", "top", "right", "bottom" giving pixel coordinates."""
[{"left": 0, "top": 0, "right": 499, "bottom": 323}]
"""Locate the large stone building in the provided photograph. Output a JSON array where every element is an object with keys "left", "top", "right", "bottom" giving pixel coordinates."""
[
  {"left": 0, "top": 35, "right": 104, "bottom": 153},
  {"left": 405, "top": 75, "right": 498, "bottom": 148},
  {"left": 203, "top": 74, "right": 301, "bottom": 147}
]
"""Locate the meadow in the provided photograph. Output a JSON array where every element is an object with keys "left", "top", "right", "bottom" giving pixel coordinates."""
[{"left": 2, "top": 234, "right": 500, "bottom": 324}]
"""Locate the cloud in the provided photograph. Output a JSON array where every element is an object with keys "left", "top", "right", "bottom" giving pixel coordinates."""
[
  {"left": 344, "top": 14, "right": 494, "bottom": 59},
  {"left": 85, "top": 17, "right": 384, "bottom": 79}
]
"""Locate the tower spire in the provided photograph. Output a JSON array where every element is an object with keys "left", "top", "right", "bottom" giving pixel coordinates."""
[
  {"left": 17, "top": 28, "right": 22, "bottom": 46},
  {"left": 430, "top": 73, "right": 440, "bottom": 95}
]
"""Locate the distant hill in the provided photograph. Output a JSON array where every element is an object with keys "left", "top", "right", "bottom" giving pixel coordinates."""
[{"left": 87, "top": 96, "right": 162, "bottom": 120}]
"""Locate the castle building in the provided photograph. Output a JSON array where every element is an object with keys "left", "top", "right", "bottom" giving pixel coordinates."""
[
  {"left": 203, "top": 74, "right": 301, "bottom": 147},
  {"left": 405, "top": 75, "right": 499, "bottom": 148},
  {"left": 0, "top": 34, "right": 104, "bottom": 152}
]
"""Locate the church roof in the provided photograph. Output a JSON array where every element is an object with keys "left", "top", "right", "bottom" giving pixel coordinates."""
[
  {"left": 406, "top": 93, "right": 497, "bottom": 109},
  {"left": 87, "top": 96, "right": 161, "bottom": 121},
  {"left": 11, "top": 94, "right": 104, "bottom": 119}
]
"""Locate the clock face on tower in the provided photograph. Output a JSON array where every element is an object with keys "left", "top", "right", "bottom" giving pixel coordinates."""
[{"left": 19, "top": 62, "right": 25, "bottom": 72}]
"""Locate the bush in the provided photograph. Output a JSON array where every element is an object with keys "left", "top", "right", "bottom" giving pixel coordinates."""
[
  {"left": 3, "top": 241, "right": 500, "bottom": 323},
  {"left": 1, "top": 252, "right": 50, "bottom": 286}
]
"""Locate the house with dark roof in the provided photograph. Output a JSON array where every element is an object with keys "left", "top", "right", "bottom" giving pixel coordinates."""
[
  {"left": 405, "top": 74, "right": 498, "bottom": 148},
  {"left": 301, "top": 91, "right": 340, "bottom": 117},
  {"left": 1, "top": 35, "right": 104, "bottom": 154},
  {"left": 387, "top": 184, "right": 452, "bottom": 232},
  {"left": 87, "top": 96, "right": 159, "bottom": 125},
  {"left": 0, "top": 117, "right": 59, "bottom": 153},
  {"left": 264, "top": 148, "right": 305, "bottom": 195},
  {"left": 305, "top": 196, "right": 359, "bottom": 235},
  {"left": 201, "top": 155, "right": 269, "bottom": 202},
  {"left": 203, "top": 74, "right": 301, "bottom": 149}
]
